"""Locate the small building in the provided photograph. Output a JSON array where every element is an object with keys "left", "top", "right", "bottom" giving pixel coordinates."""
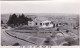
[
  {"left": 28, "top": 16, "right": 53, "bottom": 28},
  {"left": 28, "top": 21, "right": 35, "bottom": 26}
]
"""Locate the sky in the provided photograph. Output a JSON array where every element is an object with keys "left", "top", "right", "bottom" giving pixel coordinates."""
[
  {"left": 0, "top": 0, "right": 80, "bottom": 1},
  {"left": 1, "top": 0, "right": 51, "bottom": 1},
  {"left": 1, "top": 0, "right": 80, "bottom": 14},
  {"left": 1, "top": 0, "right": 50, "bottom": 1}
]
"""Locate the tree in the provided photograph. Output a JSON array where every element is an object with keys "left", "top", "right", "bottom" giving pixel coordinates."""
[
  {"left": 1, "top": 20, "right": 3, "bottom": 24},
  {"left": 24, "top": 16, "right": 28, "bottom": 25},
  {"left": 24, "top": 17, "right": 33, "bottom": 25},
  {"left": 7, "top": 13, "right": 33, "bottom": 26},
  {"left": 7, "top": 14, "right": 18, "bottom": 26},
  {"left": 18, "top": 14, "right": 25, "bottom": 25}
]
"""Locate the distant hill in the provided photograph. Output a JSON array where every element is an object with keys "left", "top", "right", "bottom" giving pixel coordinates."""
[{"left": 1, "top": 13, "right": 79, "bottom": 24}]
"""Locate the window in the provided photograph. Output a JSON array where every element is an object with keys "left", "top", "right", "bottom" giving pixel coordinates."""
[
  {"left": 45, "top": 23, "right": 49, "bottom": 26},
  {"left": 40, "top": 23, "right": 42, "bottom": 26},
  {"left": 35, "top": 23, "right": 37, "bottom": 25}
]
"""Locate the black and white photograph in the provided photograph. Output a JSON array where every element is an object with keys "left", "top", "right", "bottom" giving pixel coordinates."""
[
  {"left": 1, "top": 1, "right": 80, "bottom": 46},
  {"left": 0, "top": 0, "right": 52, "bottom": 1}
]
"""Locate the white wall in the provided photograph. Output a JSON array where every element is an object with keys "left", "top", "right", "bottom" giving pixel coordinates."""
[{"left": 28, "top": 21, "right": 35, "bottom": 26}]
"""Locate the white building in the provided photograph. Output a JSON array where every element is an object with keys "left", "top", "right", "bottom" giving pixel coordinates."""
[{"left": 28, "top": 16, "right": 53, "bottom": 28}]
